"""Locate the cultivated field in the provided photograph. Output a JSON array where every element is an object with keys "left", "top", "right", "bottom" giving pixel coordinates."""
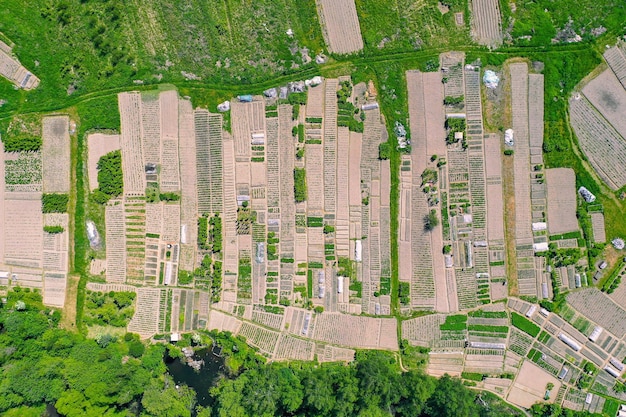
[
  {"left": 590, "top": 212, "right": 606, "bottom": 243},
  {"left": 545, "top": 168, "right": 578, "bottom": 235},
  {"left": 470, "top": 0, "right": 503, "bottom": 48},
  {"left": 42, "top": 116, "right": 71, "bottom": 193},
  {"left": 582, "top": 69, "right": 626, "bottom": 139},
  {"left": 508, "top": 361, "right": 560, "bottom": 408},
  {"left": 569, "top": 94, "right": 626, "bottom": 189},
  {"left": 316, "top": 0, "right": 363, "bottom": 54},
  {"left": 567, "top": 289, "right": 626, "bottom": 337}
]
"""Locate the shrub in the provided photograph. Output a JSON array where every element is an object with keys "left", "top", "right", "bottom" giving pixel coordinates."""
[
  {"left": 424, "top": 209, "right": 439, "bottom": 231},
  {"left": 504, "top": 149, "right": 514, "bottom": 156},
  {"left": 42, "top": 193, "right": 69, "bottom": 213},
  {"left": 378, "top": 142, "right": 391, "bottom": 160},
  {"left": 95, "top": 150, "right": 123, "bottom": 202},
  {"left": 44, "top": 225, "right": 64, "bottom": 234},
  {"left": 323, "top": 225, "right": 335, "bottom": 234},
  {"left": 2, "top": 136, "right": 41, "bottom": 152},
  {"left": 128, "top": 340, "right": 145, "bottom": 358},
  {"left": 294, "top": 168, "right": 307, "bottom": 202}
]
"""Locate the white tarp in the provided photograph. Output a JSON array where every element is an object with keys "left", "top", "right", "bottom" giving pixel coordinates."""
[
  {"left": 483, "top": 70, "right": 500, "bottom": 89},
  {"left": 504, "top": 128, "right": 514, "bottom": 145}
]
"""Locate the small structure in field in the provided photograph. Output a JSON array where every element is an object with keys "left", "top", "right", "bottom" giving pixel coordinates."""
[
  {"left": 558, "top": 333, "right": 581, "bottom": 351},
  {"left": 504, "top": 129, "right": 514, "bottom": 145},
  {"left": 217, "top": 101, "right": 230, "bottom": 112},
  {"left": 483, "top": 70, "right": 500, "bottom": 89},
  {"left": 612, "top": 238, "right": 625, "bottom": 250},
  {"left": 588, "top": 326, "right": 602, "bottom": 342}
]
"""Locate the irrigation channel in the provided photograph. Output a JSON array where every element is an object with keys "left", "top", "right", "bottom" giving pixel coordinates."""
[{"left": 165, "top": 345, "right": 227, "bottom": 409}]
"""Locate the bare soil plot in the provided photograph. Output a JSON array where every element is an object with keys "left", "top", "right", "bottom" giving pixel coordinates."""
[
  {"left": 582, "top": 68, "right": 626, "bottom": 139},
  {"left": 274, "top": 334, "right": 315, "bottom": 361},
  {"left": 470, "top": 0, "right": 503, "bottom": 48},
  {"left": 118, "top": 92, "right": 146, "bottom": 197},
  {"left": 484, "top": 134, "right": 505, "bottom": 242},
  {"left": 127, "top": 287, "right": 162, "bottom": 338},
  {"left": 507, "top": 360, "right": 560, "bottom": 408},
  {"left": 545, "top": 168, "right": 578, "bottom": 235},
  {"left": 4, "top": 196, "right": 42, "bottom": 268},
  {"left": 311, "top": 313, "right": 398, "bottom": 350},
  {"left": 177, "top": 98, "right": 197, "bottom": 271},
  {"left": 316, "top": 0, "right": 364, "bottom": 54},
  {"left": 428, "top": 351, "right": 464, "bottom": 377},
  {"left": 105, "top": 202, "right": 126, "bottom": 283},
  {"left": 401, "top": 314, "right": 445, "bottom": 347},
  {"left": 318, "top": 345, "right": 355, "bottom": 362},
  {"left": 87, "top": 133, "right": 120, "bottom": 191},
  {"left": 569, "top": 95, "right": 626, "bottom": 189},
  {"left": 207, "top": 310, "right": 242, "bottom": 334},
  {"left": 590, "top": 212, "right": 606, "bottom": 243},
  {"left": 42, "top": 116, "right": 71, "bottom": 193},
  {"left": 43, "top": 272, "right": 67, "bottom": 307}
]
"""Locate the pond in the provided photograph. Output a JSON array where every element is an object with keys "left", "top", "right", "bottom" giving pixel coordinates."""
[{"left": 165, "top": 346, "right": 226, "bottom": 408}]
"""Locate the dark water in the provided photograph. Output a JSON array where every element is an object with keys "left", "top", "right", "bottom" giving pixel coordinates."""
[{"left": 165, "top": 347, "right": 226, "bottom": 407}]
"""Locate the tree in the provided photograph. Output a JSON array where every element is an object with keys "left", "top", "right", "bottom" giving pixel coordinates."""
[
  {"left": 425, "top": 209, "right": 439, "bottom": 231},
  {"left": 42, "top": 193, "right": 69, "bottom": 213},
  {"left": 378, "top": 142, "right": 391, "bottom": 160},
  {"left": 141, "top": 377, "right": 196, "bottom": 417},
  {"left": 426, "top": 374, "right": 480, "bottom": 417}
]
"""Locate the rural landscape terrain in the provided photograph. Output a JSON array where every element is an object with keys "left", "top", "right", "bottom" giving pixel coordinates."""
[{"left": 2, "top": 0, "right": 626, "bottom": 416}]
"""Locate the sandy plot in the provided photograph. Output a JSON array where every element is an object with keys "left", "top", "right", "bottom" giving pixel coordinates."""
[
  {"left": 128, "top": 287, "right": 162, "bottom": 338},
  {"left": 590, "top": 212, "right": 606, "bottom": 243},
  {"left": 569, "top": 95, "right": 626, "bottom": 190},
  {"left": 423, "top": 72, "right": 447, "bottom": 158},
  {"left": 545, "top": 168, "right": 578, "bottom": 235},
  {"left": 207, "top": 310, "right": 242, "bottom": 333},
  {"left": 42, "top": 116, "right": 71, "bottom": 193},
  {"left": 510, "top": 63, "right": 532, "bottom": 242},
  {"left": 306, "top": 83, "right": 324, "bottom": 118},
  {"left": 484, "top": 135, "right": 504, "bottom": 242},
  {"left": 318, "top": 345, "right": 355, "bottom": 362},
  {"left": 87, "top": 133, "right": 120, "bottom": 191},
  {"left": 105, "top": 202, "right": 126, "bottom": 283},
  {"left": 43, "top": 272, "right": 67, "bottom": 307},
  {"left": 316, "top": 0, "right": 363, "bottom": 54},
  {"left": 311, "top": 313, "right": 398, "bottom": 350},
  {"left": 145, "top": 203, "right": 162, "bottom": 236},
  {"left": 4, "top": 197, "right": 42, "bottom": 268},
  {"left": 274, "top": 334, "right": 315, "bottom": 361},
  {"left": 402, "top": 314, "right": 445, "bottom": 347},
  {"left": 507, "top": 360, "right": 560, "bottom": 408},
  {"left": 470, "top": 0, "right": 503, "bottom": 48},
  {"left": 238, "top": 322, "right": 280, "bottom": 355},
  {"left": 178, "top": 99, "right": 197, "bottom": 270},
  {"left": 140, "top": 93, "right": 161, "bottom": 165},
  {"left": 162, "top": 204, "right": 180, "bottom": 242},
  {"left": 582, "top": 68, "right": 626, "bottom": 139},
  {"left": 118, "top": 92, "right": 146, "bottom": 197},
  {"left": 428, "top": 352, "right": 464, "bottom": 377},
  {"left": 306, "top": 144, "right": 324, "bottom": 212},
  {"left": 160, "top": 90, "right": 179, "bottom": 140}
]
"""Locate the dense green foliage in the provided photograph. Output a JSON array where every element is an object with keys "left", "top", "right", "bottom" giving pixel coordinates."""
[
  {"left": 83, "top": 290, "right": 136, "bottom": 328},
  {"left": 294, "top": 168, "right": 307, "bottom": 203},
  {"left": 93, "top": 150, "right": 123, "bottom": 203},
  {"left": 43, "top": 225, "right": 64, "bottom": 234},
  {"left": 42, "top": 193, "right": 69, "bottom": 213},
  {"left": 2, "top": 135, "right": 41, "bottom": 152}
]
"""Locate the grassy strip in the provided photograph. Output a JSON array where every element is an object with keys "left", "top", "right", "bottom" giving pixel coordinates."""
[
  {"left": 468, "top": 325, "right": 509, "bottom": 333},
  {"left": 468, "top": 310, "right": 508, "bottom": 318},
  {"left": 511, "top": 312, "right": 540, "bottom": 337}
]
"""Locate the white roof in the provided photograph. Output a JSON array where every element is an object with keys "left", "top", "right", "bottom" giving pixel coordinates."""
[
  {"left": 532, "top": 222, "right": 547, "bottom": 231},
  {"left": 533, "top": 242, "right": 549, "bottom": 252},
  {"left": 355, "top": 240, "right": 362, "bottom": 262}
]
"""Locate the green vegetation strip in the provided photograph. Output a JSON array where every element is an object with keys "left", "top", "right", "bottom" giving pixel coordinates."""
[{"left": 511, "top": 312, "right": 540, "bottom": 337}]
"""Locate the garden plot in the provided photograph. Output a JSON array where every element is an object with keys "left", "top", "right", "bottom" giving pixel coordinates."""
[
  {"left": 4, "top": 152, "right": 42, "bottom": 193},
  {"left": 507, "top": 360, "right": 561, "bottom": 408},
  {"left": 42, "top": 213, "right": 69, "bottom": 273},
  {"left": 87, "top": 133, "right": 120, "bottom": 191},
  {"left": 470, "top": 0, "right": 502, "bottom": 48},
  {"left": 311, "top": 313, "right": 398, "bottom": 350},
  {"left": 604, "top": 45, "right": 626, "bottom": 90},
  {"left": 238, "top": 322, "right": 280, "bottom": 356},
  {"left": 569, "top": 94, "right": 626, "bottom": 189},
  {"left": 43, "top": 272, "right": 67, "bottom": 307},
  {"left": 127, "top": 287, "right": 162, "bottom": 338},
  {"left": 567, "top": 289, "right": 626, "bottom": 337},
  {"left": 105, "top": 202, "right": 126, "bottom": 283},
  {"left": 428, "top": 351, "right": 464, "bottom": 377},
  {"left": 485, "top": 134, "right": 505, "bottom": 242},
  {"left": 582, "top": 68, "right": 626, "bottom": 140},
  {"left": 590, "top": 212, "right": 606, "bottom": 243},
  {"left": 545, "top": 168, "right": 578, "bottom": 235},
  {"left": 0, "top": 46, "right": 39, "bottom": 89},
  {"left": 118, "top": 92, "right": 146, "bottom": 197},
  {"left": 207, "top": 310, "right": 242, "bottom": 334},
  {"left": 441, "top": 52, "right": 465, "bottom": 99},
  {"left": 3, "top": 196, "right": 42, "bottom": 268},
  {"left": 318, "top": 345, "right": 355, "bottom": 362},
  {"left": 274, "top": 334, "right": 315, "bottom": 361},
  {"left": 464, "top": 353, "right": 505, "bottom": 374},
  {"left": 316, "top": 0, "right": 363, "bottom": 54},
  {"left": 42, "top": 116, "right": 70, "bottom": 193},
  {"left": 402, "top": 314, "right": 446, "bottom": 347}
]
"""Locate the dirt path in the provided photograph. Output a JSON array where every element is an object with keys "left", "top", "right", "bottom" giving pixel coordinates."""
[{"left": 60, "top": 274, "right": 80, "bottom": 331}]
